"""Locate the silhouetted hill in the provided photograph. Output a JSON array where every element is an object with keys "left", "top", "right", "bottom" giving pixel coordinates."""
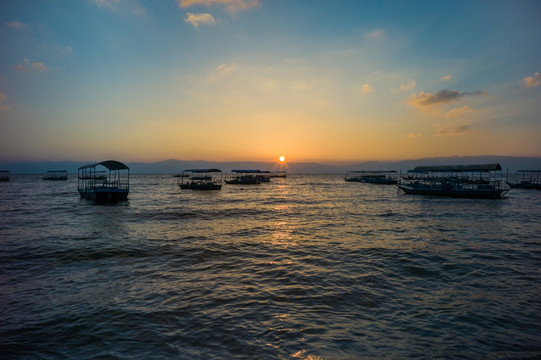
[{"left": 1, "top": 156, "right": 540, "bottom": 174}]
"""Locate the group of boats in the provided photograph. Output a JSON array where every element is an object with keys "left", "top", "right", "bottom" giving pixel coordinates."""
[
  {"left": 346, "top": 164, "right": 541, "bottom": 199},
  {"left": 75, "top": 163, "right": 287, "bottom": 201},
  {"left": 1, "top": 161, "right": 539, "bottom": 203},
  {"left": 177, "top": 169, "right": 287, "bottom": 190}
]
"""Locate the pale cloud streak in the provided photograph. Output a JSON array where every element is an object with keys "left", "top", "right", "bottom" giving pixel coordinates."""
[
  {"left": 365, "top": 29, "right": 386, "bottom": 40},
  {"left": 5, "top": 21, "right": 28, "bottom": 29},
  {"left": 92, "top": 0, "right": 145, "bottom": 16},
  {"left": 216, "top": 63, "right": 238, "bottom": 76},
  {"left": 185, "top": 12, "right": 215, "bottom": 27},
  {"left": 177, "top": 0, "right": 259, "bottom": 14},
  {"left": 441, "top": 75, "right": 452, "bottom": 81},
  {"left": 523, "top": 72, "right": 541, "bottom": 88},
  {"left": 15, "top": 58, "right": 47, "bottom": 73}
]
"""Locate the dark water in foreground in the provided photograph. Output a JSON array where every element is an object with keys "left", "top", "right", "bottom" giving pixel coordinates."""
[{"left": 1, "top": 174, "right": 540, "bottom": 360}]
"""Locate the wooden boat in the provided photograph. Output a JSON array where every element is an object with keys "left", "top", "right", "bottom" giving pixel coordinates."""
[
  {"left": 345, "top": 170, "right": 398, "bottom": 184},
  {"left": 506, "top": 170, "right": 541, "bottom": 190},
  {"left": 43, "top": 170, "right": 68, "bottom": 181},
  {"left": 225, "top": 170, "right": 261, "bottom": 185},
  {"left": 178, "top": 169, "right": 222, "bottom": 190},
  {"left": 398, "top": 164, "right": 509, "bottom": 199},
  {"left": 78, "top": 160, "right": 129, "bottom": 202},
  {"left": 0, "top": 170, "right": 9, "bottom": 182}
]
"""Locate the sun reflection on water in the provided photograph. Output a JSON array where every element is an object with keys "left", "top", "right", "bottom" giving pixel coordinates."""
[{"left": 270, "top": 220, "right": 297, "bottom": 247}]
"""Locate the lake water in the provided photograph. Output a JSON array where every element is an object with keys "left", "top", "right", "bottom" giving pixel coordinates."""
[{"left": 1, "top": 174, "right": 540, "bottom": 359}]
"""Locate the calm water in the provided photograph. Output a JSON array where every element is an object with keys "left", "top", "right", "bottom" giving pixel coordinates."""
[{"left": 1, "top": 174, "right": 540, "bottom": 360}]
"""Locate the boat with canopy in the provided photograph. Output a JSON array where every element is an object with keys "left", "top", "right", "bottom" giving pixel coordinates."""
[
  {"left": 506, "top": 170, "right": 541, "bottom": 190},
  {"left": 345, "top": 170, "right": 398, "bottom": 184},
  {"left": 43, "top": 170, "right": 68, "bottom": 181},
  {"left": 398, "top": 163, "right": 509, "bottom": 199},
  {"left": 225, "top": 170, "right": 262, "bottom": 185},
  {"left": 178, "top": 169, "right": 223, "bottom": 190},
  {"left": 78, "top": 160, "right": 129, "bottom": 202}
]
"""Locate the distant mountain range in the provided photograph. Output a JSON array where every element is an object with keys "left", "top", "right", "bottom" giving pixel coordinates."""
[{"left": 1, "top": 156, "right": 540, "bottom": 174}]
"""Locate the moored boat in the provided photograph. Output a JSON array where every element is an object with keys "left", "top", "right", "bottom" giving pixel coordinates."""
[
  {"left": 0, "top": 170, "right": 9, "bottom": 182},
  {"left": 345, "top": 170, "right": 398, "bottom": 184},
  {"left": 78, "top": 160, "right": 129, "bottom": 202},
  {"left": 506, "top": 170, "right": 541, "bottom": 190},
  {"left": 178, "top": 169, "right": 222, "bottom": 190},
  {"left": 257, "top": 171, "right": 272, "bottom": 183},
  {"left": 272, "top": 170, "right": 287, "bottom": 178},
  {"left": 43, "top": 170, "right": 68, "bottom": 181},
  {"left": 225, "top": 170, "right": 261, "bottom": 185},
  {"left": 398, "top": 163, "right": 509, "bottom": 199}
]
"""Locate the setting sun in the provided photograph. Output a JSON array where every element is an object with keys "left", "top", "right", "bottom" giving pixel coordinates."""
[{"left": 279, "top": 156, "right": 285, "bottom": 162}]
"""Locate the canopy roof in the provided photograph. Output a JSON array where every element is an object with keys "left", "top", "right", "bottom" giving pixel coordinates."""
[
  {"left": 79, "top": 160, "right": 129, "bottom": 171},
  {"left": 411, "top": 163, "right": 502, "bottom": 172},
  {"left": 347, "top": 170, "right": 397, "bottom": 173},
  {"left": 231, "top": 169, "right": 261, "bottom": 173},
  {"left": 183, "top": 168, "right": 222, "bottom": 173}
]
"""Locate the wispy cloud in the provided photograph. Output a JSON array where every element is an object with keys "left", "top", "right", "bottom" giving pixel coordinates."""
[
  {"left": 92, "top": 0, "right": 145, "bottom": 16},
  {"left": 365, "top": 29, "right": 386, "bottom": 40},
  {"left": 444, "top": 106, "right": 478, "bottom": 118},
  {"left": 440, "top": 75, "right": 452, "bottom": 81},
  {"left": 15, "top": 58, "right": 47, "bottom": 73},
  {"left": 435, "top": 123, "right": 476, "bottom": 136},
  {"left": 523, "top": 72, "right": 541, "bottom": 88},
  {"left": 0, "top": 93, "right": 8, "bottom": 110},
  {"left": 177, "top": 0, "right": 258, "bottom": 14},
  {"left": 407, "top": 89, "right": 484, "bottom": 107},
  {"left": 408, "top": 132, "right": 423, "bottom": 138},
  {"left": 5, "top": 21, "right": 28, "bottom": 29},
  {"left": 358, "top": 83, "right": 374, "bottom": 95},
  {"left": 185, "top": 12, "right": 215, "bottom": 27},
  {"left": 392, "top": 79, "right": 415, "bottom": 92}
]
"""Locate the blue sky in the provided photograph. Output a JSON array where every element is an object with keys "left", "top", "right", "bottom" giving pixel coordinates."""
[{"left": 1, "top": 0, "right": 540, "bottom": 162}]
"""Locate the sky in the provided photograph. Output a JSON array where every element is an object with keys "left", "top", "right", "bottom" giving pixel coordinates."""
[{"left": 1, "top": 0, "right": 540, "bottom": 163}]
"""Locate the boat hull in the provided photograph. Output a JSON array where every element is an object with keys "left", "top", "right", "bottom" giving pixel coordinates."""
[
  {"left": 79, "top": 187, "right": 129, "bottom": 202},
  {"left": 398, "top": 184, "right": 507, "bottom": 199},
  {"left": 507, "top": 182, "right": 541, "bottom": 190},
  {"left": 43, "top": 177, "right": 68, "bottom": 181},
  {"left": 345, "top": 178, "right": 397, "bottom": 184},
  {"left": 179, "top": 183, "right": 222, "bottom": 190},
  {"left": 224, "top": 179, "right": 259, "bottom": 185}
]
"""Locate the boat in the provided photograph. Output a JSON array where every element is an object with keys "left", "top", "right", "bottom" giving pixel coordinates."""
[
  {"left": 178, "top": 169, "right": 222, "bottom": 190},
  {"left": 224, "top": 170, "right": 261, "bottom": 185},
  {"left": 78, "top": 160, "right": 129, "bottom": 202},
  {"left": 506, "top": 170, "right": 541, "bottom": 190},
  {"left": 43, "top": 170, "right": 68, "bottom": 181},
  {"left": 257, "top": 171, "right": 272, "bottom": 183},
  {"left": 272, "top": 171, "right": 287, "bottom": 178},
  {"left": 345, "top": 170, "right": 398, "bottom": 184},
  {"left": 398, "top": 163, "right": 509, "bottom": 199},
  {"left": 0, "top": 170, "right": 9, "bottom": 182}
]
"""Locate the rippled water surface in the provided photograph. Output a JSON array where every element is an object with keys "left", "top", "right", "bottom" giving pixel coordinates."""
[{"left": 1, "top": 174, "right": 540, "bottom": 359}]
